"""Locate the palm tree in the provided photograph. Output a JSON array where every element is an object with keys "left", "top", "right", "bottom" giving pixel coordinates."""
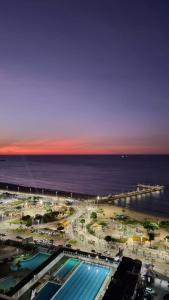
[{"left": 143, "top": 221, "right": 159, "bottom": 247}]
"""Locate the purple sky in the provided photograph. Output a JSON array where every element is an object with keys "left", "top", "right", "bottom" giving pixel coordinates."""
[{"left": 0, "top": 0, "right": 169, "bottom": 154}]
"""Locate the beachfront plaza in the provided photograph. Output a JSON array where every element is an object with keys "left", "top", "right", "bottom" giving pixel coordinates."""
[{"left": 0, "top": 189, "right": 169, "bottom": 299}]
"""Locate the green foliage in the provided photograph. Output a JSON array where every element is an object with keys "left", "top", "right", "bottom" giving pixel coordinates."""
[
  {"left": 69, "top": 207, "right": 75, "bottom": 215},
  {"left": 124, "top": 219, "right": 142, "bottom": 225},
  {"left": 86, "top": 223, "right": 95, "bottom": 235},
  {"left": 160, "top": 221, "right": 169, "bottom": 229},
  {"left": 22, "top": 215, "right": 31, "bottom": 221},
  {"left": 111, "top": 237, "right": 127, "bottom": 243},
  {"left": 143, "top": 221, "right": 159, "bottom": 231},
  {"left": 10, "top": 200, "right": 24, "bottom": 206},
  {"left": 10, "top": 219, "right": 23, "bottom": 225},
  {"left": 68, "top": 239, "right": 77, "bottom": 245},
  {"left": 80, "top": 218, "right": 85, "bottom": 224},
  {"left": 26, "top": 218, "right": 32, "bottom": 227},
  {"left": 99, "top": 221, "right": 107, "bottom": 227},
  {"left": 42, "top": 211, "right": 59, "bottom": 223},
  {"left": 90, "top": 211, "right": 97, "bottom": 220},
  {"left": 35, "top": 214, "right": 43, "bottom": 220}
]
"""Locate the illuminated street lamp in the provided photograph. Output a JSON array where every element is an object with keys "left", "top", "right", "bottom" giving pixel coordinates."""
[{"left": 165, "top": 237, "right": 168, "bottom": 250}]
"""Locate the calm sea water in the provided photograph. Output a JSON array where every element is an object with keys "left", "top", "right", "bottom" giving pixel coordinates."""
[{"left": 0, "top": 155, "right": 169, "bottom": 217}]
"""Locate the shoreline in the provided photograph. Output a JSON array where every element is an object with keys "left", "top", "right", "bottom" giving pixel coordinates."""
[
  {"left": 102, "top": 204, "right": 169, "bottom": 221},
  {"left": 0, "top": 181, "right": 96, "bottom": 199},
  {"left": 0, "top": 181, "right": 168, "bottom": 221}
]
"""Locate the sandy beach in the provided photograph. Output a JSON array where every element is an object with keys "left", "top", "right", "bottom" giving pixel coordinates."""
[{"left": 101, "top": 204, "right": 169, "bottom": 222}]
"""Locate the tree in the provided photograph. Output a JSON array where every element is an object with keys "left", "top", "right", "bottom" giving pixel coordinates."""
[
  {"left": 143, "top": 221, "right": 159, "bottom": 232},
  {"left": 80, "top": 219, "right": 85, "bottom": 228},
  {"left": 148, "top": 232, "right": 155, "bottom": 247},
  {"left": 143, "top": 221, "right": 159, "bottom": 247},
  {"left": 35, "top": 214, "right": 43, "bottom": 221},
  {"left": 26, "top": 218, "right": 32, "bottom": 227},
  {"left": 90, "top": 212, "right": 97, "bottom": 220},
  {"left": 104, "top": 235, "right": 112, "bottom": 243},
  {"left": 22, "top": 215, "right": 31, "bottom": 221}
]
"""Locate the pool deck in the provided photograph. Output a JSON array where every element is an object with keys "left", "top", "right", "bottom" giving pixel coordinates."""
[{"left": 11, "top": 250, "right": 116, "bottom": 300}]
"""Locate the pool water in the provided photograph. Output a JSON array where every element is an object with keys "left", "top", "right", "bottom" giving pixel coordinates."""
[
  {"left": 36, "top": 282, "right": 61, "bottom": 300},
  {"left": 54, "top": 258, "right": 79, "bottom": 279},
  {"left": 20, "top": 252, "right": 50, "bottom": 270},
  {"left": 0, "top": 276, "right": 16, "bottom": 291},
  {"left": 53, "top": 262, "right": 110, "bottom": 300}
]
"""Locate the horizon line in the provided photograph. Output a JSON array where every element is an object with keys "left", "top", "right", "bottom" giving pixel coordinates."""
[{"left": 0, "top": 153, "right": 169, "bottom": 156}]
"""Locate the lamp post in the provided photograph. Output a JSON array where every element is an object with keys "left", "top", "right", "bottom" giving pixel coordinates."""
[
  {"left": 165, "top": 238, "right": 168, "bottom": 250},
  {"left": 37, "top": 219, "right": 40, "bottom": 233}
]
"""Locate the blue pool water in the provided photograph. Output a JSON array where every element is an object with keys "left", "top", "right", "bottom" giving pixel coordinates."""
[
  {"left": 54, "top": 258, "right": 79, "bottom": 279},
  {"left": 36, "top": 282, "right": 61, "bottom": 300},
  {"left": 53, "top": 263, "right": 110, "bottom": 300},
  {"left": 20, "top": 252, "right": 50, "bottom": 270},
  {"left": 0, "top": 276, "right": 16, "bottom": 290}
]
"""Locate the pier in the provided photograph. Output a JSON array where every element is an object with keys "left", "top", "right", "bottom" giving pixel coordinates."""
[{"left": 102, "top": 184, "right": 164, "bottom": 203}]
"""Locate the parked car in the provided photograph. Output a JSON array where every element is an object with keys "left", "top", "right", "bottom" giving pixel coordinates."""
[{"left": 145, "top": 287, "right": 156, "bottom": 295}]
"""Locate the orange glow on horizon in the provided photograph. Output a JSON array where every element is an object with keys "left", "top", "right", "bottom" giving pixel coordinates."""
[{"left": 0, "top": 138, "right": 168, "bottom": 155}]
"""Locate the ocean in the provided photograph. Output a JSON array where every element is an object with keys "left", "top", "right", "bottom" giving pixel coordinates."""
[{"left": 0, "top": 155, "right": 169, "bottom": 217}]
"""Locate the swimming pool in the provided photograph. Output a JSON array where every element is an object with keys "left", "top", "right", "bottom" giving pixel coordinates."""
[
  {"left": 54, "top": 258, "right": 80, "bottom": 279},
  {"left": 0, "top": 276, "right": 16, "bottom": 291},
  {"left": 20, "top": 252, "right": 50, "bottom": 270},
  {"left": 36, "top": 282, "right": 61, "bottom": 300},
  {"left": 52, "top": 262, "right": 110, "bottom": 300}
]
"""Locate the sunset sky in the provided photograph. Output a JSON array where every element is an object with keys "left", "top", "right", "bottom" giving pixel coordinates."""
[{"left": 0, "top": 0, "right": 169, "bottom": 154}]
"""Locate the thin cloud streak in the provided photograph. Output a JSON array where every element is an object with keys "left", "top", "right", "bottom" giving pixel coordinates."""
[{"left": 0, "top": 137, "right": 168, "bottom": 155}]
